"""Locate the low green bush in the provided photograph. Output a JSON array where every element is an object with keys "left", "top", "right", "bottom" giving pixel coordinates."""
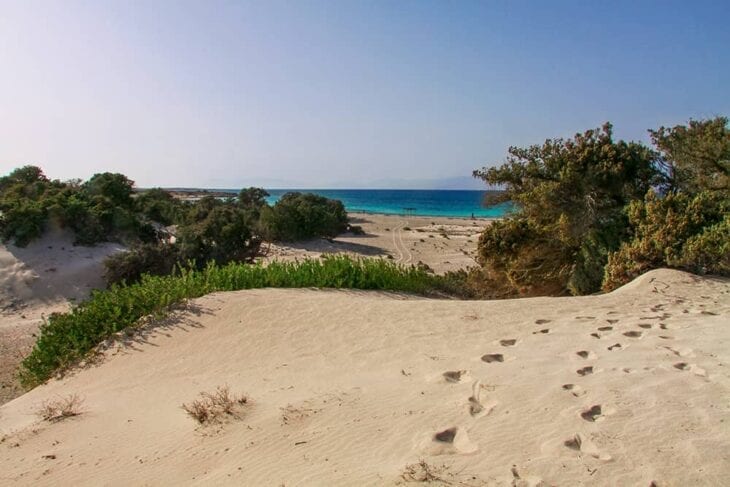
[
  {"left": 602, "top": 190, "right": 729, "bottom": 290},
  {"left": 20, "top": 255, "right": 463, "bottom": 387},
  {"left": 259, "top": 192, "right": 348, "bottom": 241}
]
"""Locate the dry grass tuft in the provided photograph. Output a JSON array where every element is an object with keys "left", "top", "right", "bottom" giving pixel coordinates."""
[
  {"left": 400, "top": 460, "right": 450, "bottom": 484},
  {"left": 182, "top": 386, "right": 248, "bottom": 425},
  {"left": 37, "top": 394, "right": 85, "bottom": 422}
]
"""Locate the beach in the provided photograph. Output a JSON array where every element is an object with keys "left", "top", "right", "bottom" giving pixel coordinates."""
[
  {"left": 1, "top": 268, "right": 728, "bottom": 485},
  {"left": 265, "top": 212, "right": 491, "bottom": 274}
]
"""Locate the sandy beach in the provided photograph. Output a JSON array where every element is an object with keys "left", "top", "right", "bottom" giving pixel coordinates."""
[
  {"left": 265, "top": 212, "right": 491, "bottom": 274},
  {"left": 0, "top": 269, "right": 727, "bottom": 485}
]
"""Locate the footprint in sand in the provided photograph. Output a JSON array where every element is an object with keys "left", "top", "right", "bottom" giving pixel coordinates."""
[
  {"left": 482, "top": 353, "right": 504, "bottom": 363},
  {"left": 658, "top": 335, "right": 674, "bottom": 340},
  {"left": 623, "top": 331, "right": 643, "bottom": 338},
  {"left": 577, "top": 366, "right": 594, "bottom": 376},
  {"left": 580, "top": 405, "right": 604, "bottom": 422},
  {"left": 468, "top": 380, "right": 497, "bottom": 417},
  {"left": 576, "top": 351, "right": 596, "bottom": 359},
  {"left": 429, "top": 427, "right": 478, "bottom": 455},
  {"left": 607, "top": 343, "right": 622, "bottom": 351},
  {"left": 659, "top": 323, "right": 669, "bottom": 330},
  {"left": 674, "top": 362, "right": 707, "bottom": 376},
  {"left": 532, "top": 328, "right": 550, "bottom": 335},
  {"left": 535, "top": 319, "right": 551, "bottom": 325},
  {"left": 562, "top": 384, "right": 586, "bottom": 397},
  {"left": 564, "top": 433, "right": 612, "bottom": 461},
  {"left": 597, "top": 326, "right": 613, "bottom": 332},
  {"left": 638, "top": 324, "right": 652, "bottom": 329},
  {"left": 499, "top": 339, "right": 517, "bottom": 347},
  {"left": 590, "top": 333, "right": 602, "bottom": 339},
  {"left": 606, "top": 319, "right": 620, "bottom": 324},
  {"left": 443, "top": 370, "right": 469, "bottom": 383},
  {"left": 575, "top": 316, "right": 596, "bottom": 320}
]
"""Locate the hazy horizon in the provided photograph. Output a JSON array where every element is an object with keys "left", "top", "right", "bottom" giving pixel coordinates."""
[{"left": 1, "top": 1, "right": 728, "bottom": 189}]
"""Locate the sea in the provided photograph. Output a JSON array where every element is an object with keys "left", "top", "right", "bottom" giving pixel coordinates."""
[{"left": 176, "top": 189, "right": 511, "bottom": 218}]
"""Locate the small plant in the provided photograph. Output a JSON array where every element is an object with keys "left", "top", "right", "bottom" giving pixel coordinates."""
[
  {"left": 37, "top": 394, "right": 84, "bottom": 422},
  {"left": 400, "top": 460, "right": 449, "bottom": 483},
  {"left": 403, "top": 226, "right": 411, "bottom": 231},
  {"left": 182, "top": 386, "right": 248, "bottom": 424}
]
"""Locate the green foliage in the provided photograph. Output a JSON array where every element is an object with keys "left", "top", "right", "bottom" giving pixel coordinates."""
[
  {"left": 473, "top": 124, "right": 658, "bottom": 296},
  {"left": 20, "top": 255, "right": 462, "bottom": 387},
  {"left": 177, "top": 204, "right": 262, "bottom": 266},
  {"left": 238, "top": 187, "right": 270, "bottom": 211},
  {"left": 259, "top": 192, "right": 348, "bottom": 241},
  {"left": 651, "top": 117, "right": 730, "bottom": 194},
  {"left": 82, "top": 172, "right": 135, "bottom": 208},
  {"left": 0, "top": 166, "right": 164, "bottom": 247},
  {"left": 602, "top": 190, "right": 729, "bottom": 290},
  {"left": 103, "top": 243, "right": 180, "bottom": 285},
  {"left": 134, "top": 188, "right": 185, "bottom": 226}
]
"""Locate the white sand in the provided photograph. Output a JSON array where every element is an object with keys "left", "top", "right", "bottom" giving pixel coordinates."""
[
  {"left": 0, "top": 226, "right": 124, "bottom": 402},
  {"left": 1, "top": 269, "right": 727, "bottom": 486},
  {"left": 265, "top": 213, "right": 490, "bottom": 274}
]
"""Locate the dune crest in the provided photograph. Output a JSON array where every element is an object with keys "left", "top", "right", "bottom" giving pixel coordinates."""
[{"left": 1, "top": 269, "right": 728, "bottom": 485}]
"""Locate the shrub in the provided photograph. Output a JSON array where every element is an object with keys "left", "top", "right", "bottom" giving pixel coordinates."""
[
  {"left": 135, "top": 188, "right": 185, "bottom": 226},
  {"left": 259, "top": 192, "right": 348, "bottom": 241},
  {"left": 37, "top": 394, "right": 84, "bottom": 422},
  {"left": 182, "top": 386, "right": 248, "bottom": 424},
  {"left": 603, "top": 190, "right": 729, "bottom": 290},
  {"left": 104, "top": 243, "right": 180, "bottom": 285},
  {"left": 472, "top": 123, "right": 660, "bottom": 296},
  {"left": 177, "top": 204, "right": 262, "bottom": 266}
]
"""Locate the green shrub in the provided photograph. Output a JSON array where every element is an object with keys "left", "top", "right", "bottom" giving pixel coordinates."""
[
  {"left": 259, "top": 192, "right": 348, "bottom": 241},
  {"left": 472, "top": 123, "right": 658, "bottom": 296},
  {"left": 20, "top": 256, "right": 463, "bottom": 387},
  {"left": 603, "top": 190, "right": 729, "bottom": 290},
  {"left": 135, "top": 188, "right": 185, "bottom": 226},
  {"left": 104, "top": 243, "right": 180, "bottom": 285}
]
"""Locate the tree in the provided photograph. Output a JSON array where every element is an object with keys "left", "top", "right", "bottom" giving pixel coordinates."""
[
  {"left": 83, "top": 172, "right": 135, "bottom": 208},
  {"left": 259, "top": 192, "right": 348, "bottom": 241},
  {"left": 650, "top": 116, "right": 729, "bottom": 194},
  {"left": 472, "top": 124, "right": 659, "bottom": 296},
  {"left": 238, "top": 187, "right": 269, "bottom": 209}
]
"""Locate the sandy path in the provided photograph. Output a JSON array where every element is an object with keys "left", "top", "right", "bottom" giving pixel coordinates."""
[{"left": 1, "top": 269, "right": 727, "bottom": 486}]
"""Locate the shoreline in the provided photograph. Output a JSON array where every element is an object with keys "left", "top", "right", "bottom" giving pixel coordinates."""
[{"left": 161, "top": 188, "right": 506, "bottom": 220}]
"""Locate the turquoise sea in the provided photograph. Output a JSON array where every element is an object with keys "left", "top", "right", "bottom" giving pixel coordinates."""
[{"left": 179, "top": 189, "right": 511, "bottom": 218}]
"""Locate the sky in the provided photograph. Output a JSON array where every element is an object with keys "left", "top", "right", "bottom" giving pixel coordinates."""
[{"left": 1, "top": 0, "right": 728, "bottom": 189}]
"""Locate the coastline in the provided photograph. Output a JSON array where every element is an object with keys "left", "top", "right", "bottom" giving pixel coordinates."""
[{"left": 162, "top": 188, "right": 508, "bottom": 219}]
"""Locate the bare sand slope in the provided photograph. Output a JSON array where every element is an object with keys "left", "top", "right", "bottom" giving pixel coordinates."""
[
  {"left": 0, "top": 226, "right": 124, "bottom": 403},
  {"left": 1, "top": 269, "right": 728, "bottom": 486}
]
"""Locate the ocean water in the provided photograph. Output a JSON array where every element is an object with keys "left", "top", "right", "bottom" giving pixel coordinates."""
[{"left": 206, "top": 189, "right": 510, "bottom": 218}]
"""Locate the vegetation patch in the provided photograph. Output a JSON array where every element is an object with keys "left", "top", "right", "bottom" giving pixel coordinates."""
[
  {"left": 182, "top": 386, "right": 248, "bottom": 425},
  {"left": 37, "top": 394, "right": 84, "bottom": 422}
]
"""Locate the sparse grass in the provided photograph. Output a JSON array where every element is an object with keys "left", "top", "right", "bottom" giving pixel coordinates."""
[
  {"left": 400, "top": 460, "right": 451, "bottom": 484},
  {"left": 182, "top": 386, "right": 248, "bottom": 424},
  {"left": 20, "top": 255, "right": 467, "bottom": 387},
  {"left": 37, "top": 394, "right": 84, "bottom": 422}
]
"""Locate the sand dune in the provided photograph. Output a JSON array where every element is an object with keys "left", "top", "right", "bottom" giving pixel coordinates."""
[
  {"left": 1, "top": 269, "right": 728, "bottom": 485},
  {"left": 0, "top": 226, "right": 124, "bottom": 404}
]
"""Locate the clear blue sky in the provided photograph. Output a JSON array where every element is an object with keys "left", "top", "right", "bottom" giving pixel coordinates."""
[{"left": 1, "top": 0, "right": 728, "bottom": 189}]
